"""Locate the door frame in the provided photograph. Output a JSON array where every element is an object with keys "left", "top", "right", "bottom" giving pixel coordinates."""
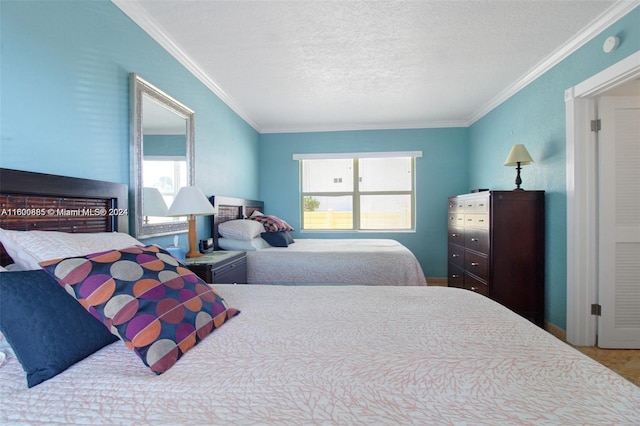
[{"left": 565, "top": 51, "right": 640, "bottom": 346}]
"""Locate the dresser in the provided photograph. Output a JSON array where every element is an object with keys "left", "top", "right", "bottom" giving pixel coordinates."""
[
  {"left": 185, "top": 251, "right": 247, "bottom": 284},
  {"left": 448, "top": 191, "right": 545, "bottom": 327}
]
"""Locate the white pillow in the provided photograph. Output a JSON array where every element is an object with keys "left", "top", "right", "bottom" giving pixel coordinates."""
[
  {"left": 218, "top": 219, "right": 265, "bottom": 241},
  {"left": 218, "top": 237, "right": 270, "bottom": 251},
  {"left": 0, "top": 265, "right": 7, "bottom": 273},
  {"left": 0, "top": 228, "right": 143, "bottom": 270}
]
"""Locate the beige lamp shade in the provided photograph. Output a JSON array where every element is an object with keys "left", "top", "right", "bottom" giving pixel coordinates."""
[
  {"left": 143, "top": 187, "right": 168, "bottom": 217},
  {"left": 167, "top": 186, "right": 217, "bottom": 217},
  {"left": 504, "top": 144, "right": 534, "bottom": 166}
]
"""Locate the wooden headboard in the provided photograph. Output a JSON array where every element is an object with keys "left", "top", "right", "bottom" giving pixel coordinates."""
[
  {"left": 0, "top": 168, "right": 128, "bottom": 266},
  {"left": 209, "top": 196, "right": 264, "bottom": 248}
]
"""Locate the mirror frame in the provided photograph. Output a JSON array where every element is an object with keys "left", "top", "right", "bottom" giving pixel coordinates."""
[{"left": 130, "top": 73, "right": 195, "bottom": 238}]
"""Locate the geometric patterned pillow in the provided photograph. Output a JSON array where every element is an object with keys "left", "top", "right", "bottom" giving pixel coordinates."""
[
  {"left": 248, "top": 214, "right": 294, "bottom": 233},
  {"left": 40, "top": 245, "right": 239, "bottom": 374}
]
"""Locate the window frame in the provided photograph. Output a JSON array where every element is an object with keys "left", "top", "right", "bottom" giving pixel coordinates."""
[{"left": 297, "top": 153, "right": 419, "bottom": 232}]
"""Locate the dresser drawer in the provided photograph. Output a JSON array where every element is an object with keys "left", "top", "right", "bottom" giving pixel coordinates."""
[
  {"left": 465, "top": 250, "right": 488, "bottom": 280},
  {"left": 212, "top": 256, "right": 247, "bottom": 283},
  {"left": 465, "top": 228, "right": 489, "bottom": 254},
  {"left": 448, "top": 213, "right": 465, "bottom": 227},
  {"left": 464, "top": 213, "right": 489, "bottom": 228},
  {"left": 448, "top": 264, "right": 464, "bottom": 288},
  {"left": 464, "top": 274, "right": 488, "bottom": 296},
  {"left": 463, "top": 196, "right": 489, "bottom": 212},
  {"left": 448, "top": 227, "right": 464, "bottom": 246},
  {"left": 448, "top": 244, "right": 465, "bottom": 267},
  {"left": 448, "top": 198, "right": 465, "bottom": 212}
]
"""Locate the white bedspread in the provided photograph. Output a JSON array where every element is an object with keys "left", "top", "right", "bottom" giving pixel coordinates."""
[
  {"left": 1, "top": 285, "right": 638, "bottom": 425},
  {"left": 248, "top": 238, "right": 427, "bottom": 285}
]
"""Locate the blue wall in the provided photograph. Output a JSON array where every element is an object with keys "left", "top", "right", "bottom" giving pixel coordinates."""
[
  {"left": 258, "top": 128, "right": 470, "bottom": 278},
  {"left": 0, "top": 0, "right": 260, "bottom": 247}
]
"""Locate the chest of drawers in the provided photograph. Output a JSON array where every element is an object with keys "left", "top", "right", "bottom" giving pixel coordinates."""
[{"left": 447, "top": 191, "right": 545, "bottom": 326}]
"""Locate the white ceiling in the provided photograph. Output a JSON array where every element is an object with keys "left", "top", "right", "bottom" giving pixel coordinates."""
[{"left": 113, "top": 0, "right": 635, "bottom": 133}]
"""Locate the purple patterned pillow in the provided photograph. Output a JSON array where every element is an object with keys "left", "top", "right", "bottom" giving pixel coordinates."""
[
  {"left": 40, "top": 245, "right": 239, "bottom": 374},
  {"left": 249, "top": 214, "right": 294, "bottom": 232}
]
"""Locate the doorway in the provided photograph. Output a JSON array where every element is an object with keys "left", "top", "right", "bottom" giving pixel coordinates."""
[{"left": 565, "top": 51, "right": 640, "bottom": 347}]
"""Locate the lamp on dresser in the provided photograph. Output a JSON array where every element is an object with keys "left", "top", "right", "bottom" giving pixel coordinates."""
[
  {"left": 504, "top": 144, "right": 534, "bottom": 190},
  {"left": 167, "top": 186, "right": 217, "bottom": 258}
]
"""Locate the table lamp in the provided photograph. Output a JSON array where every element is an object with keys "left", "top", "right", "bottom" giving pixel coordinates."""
[
  {"left": 504, "top": 144, "right": 534, "bottom": 190},
  {"left": 167, "top": 186, "right": 216, "bottom": 258}
]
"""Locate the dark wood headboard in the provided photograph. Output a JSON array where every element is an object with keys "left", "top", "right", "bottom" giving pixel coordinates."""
[
  {"left": 0, "top": 168, "right": 128, "bottom": 265},
  {"left": 209, "top": 196, "right": 264, "bottom": 248}
]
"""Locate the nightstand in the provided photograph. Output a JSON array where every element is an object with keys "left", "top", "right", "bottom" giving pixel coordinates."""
[{"left": 184, "top": 251, "right": 247, "bottom": 284}]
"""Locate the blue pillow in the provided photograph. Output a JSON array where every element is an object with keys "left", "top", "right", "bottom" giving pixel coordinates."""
[
  {"left": 0, "top": 270, "right": 118, "bottom": 387},
  {"left": 261, "top": 231, "right": 295, "bottom": 247}
]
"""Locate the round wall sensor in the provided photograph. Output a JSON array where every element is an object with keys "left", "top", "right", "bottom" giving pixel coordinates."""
[{"left": 603, "top": 36, "right": 620, "bottom": 53}]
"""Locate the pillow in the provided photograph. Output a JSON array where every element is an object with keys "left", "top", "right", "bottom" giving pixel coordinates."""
[
  {"left": 261, "top": 231, "right": 295, "bottom": 247},
  {"left": 217, "top": 219, "right": 265, "bottom": 241},
  {"left": 40, "top": 245, "right": 239, "bottom": 374},
  {"left": 249, "top": 214, "right": 294, "bottom": 233},
  {"left": 0, "top": 265, "right": 7, "bottom": 272},
  {"left": 218, "top": 237, "right": 270, "bottom": 251},
  {"left": 0, "top": 270, "right": 119, "bottom": 387},
  {"left": 0, "top": 229, "right": 143, "bottom": 271}
]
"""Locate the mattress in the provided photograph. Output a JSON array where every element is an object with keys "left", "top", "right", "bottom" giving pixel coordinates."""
[
  {"left": 1, "top": 285, "right": 638, "bottom": 425},
  {"left": 247, "top": 238, "right": 427, "bottom": 285}
]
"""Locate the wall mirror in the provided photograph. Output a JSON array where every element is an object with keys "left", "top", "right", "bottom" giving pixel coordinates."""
[{"left": 130, "top": 73, "right": 195, "bottom": 238}]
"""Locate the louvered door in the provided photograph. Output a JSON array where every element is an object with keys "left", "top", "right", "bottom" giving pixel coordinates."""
[{"left": 597, "top": 96, "right": 640, "bottom": 348}]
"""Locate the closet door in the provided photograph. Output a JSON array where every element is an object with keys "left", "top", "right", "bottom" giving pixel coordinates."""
[{"left": 597, "top": 96, "right": 640, "bottom": 348}]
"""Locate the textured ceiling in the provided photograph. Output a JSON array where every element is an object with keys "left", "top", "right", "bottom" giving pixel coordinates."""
[{"left": 113, "top": 0, "right": 631, "bottom": 133}]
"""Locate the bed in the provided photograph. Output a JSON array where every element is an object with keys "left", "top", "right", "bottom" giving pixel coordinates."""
[
  {"left": 1, "top": 169, "right": 639, "bottom": 425},
  {"left": 211, "top": 196, "right": 427, "bottom": 286}
]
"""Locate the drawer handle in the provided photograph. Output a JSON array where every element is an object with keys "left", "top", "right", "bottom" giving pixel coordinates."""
[
  {"left": 478, "top": 219, "right": 485, "bottom": 223},
  {"left": 471, "top": 238, "right": 478, "bottom": 242},
  {"left": 452, "top": 254, "right": 459, "bottom": 258},
  {"left": 467, "top": 204, "right": 473, "bottom": 207},
  {"left": 470, "top": 286, "right": 479, "bottom": 291},
  {"left": 451, "top": 233, "right": 458, "bottom": 237},
  {"left": 467, "top": 218, "right": 473, "bottom": 222},
  {"left": 471, "top": 262, "right": 479, "bottom": 266},
  {"left": 452, "top": 274, "right": 459, "bottom": 278}
]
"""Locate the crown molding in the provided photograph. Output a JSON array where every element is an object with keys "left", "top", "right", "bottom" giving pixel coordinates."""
[
  {"left": 466, "top": 0, "right": 639, "bottom": 125},
  {"left": 259, "top": 120, "right": 468, "bottom": 134},
  {"left": 111, "top": 0, "right": 261, "bottom": 132}
]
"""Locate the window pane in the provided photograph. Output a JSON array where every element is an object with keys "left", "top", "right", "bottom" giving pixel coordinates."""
[
  {"left": 302, "top": 159, "right": 353, "bottom": 192},
  {"left": 359, "top": 157, "right": 412, "bottom": 191},
  {"left": 360, "top": 194, "right": 412, "bottom": 229},
  {"left": 303, "top": 195, "right": 353, "bottom": 229}
]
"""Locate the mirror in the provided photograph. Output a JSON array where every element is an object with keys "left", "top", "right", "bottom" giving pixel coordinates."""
[{"left": 130, "top": 73, "right": 195, "bottom": 238}]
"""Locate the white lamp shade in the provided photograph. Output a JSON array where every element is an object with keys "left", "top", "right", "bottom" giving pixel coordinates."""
[
  {"left": 504, "top": 144, "right": 534, "bottom": 166},
  {"left": 167, "top": 186, "right": 217, "bottom": 217},
  {"left": 143, "top": 187, "right": 168, "bottom": 217}
]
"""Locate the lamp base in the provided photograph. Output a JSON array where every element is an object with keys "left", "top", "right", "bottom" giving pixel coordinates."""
[
  {"left": 185, "top": 216, "right": 203, "bottom": 258},
  {"left": 186, "top": 250, "right": 203, "bottom": 258},
  {"left": 513, "top": 162, "right": 524, "bottom": 190}
]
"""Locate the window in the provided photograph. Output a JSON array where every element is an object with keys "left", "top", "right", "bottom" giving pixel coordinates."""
[{"left": 295, "top": 152, "right": 421, "bottom": 231}]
